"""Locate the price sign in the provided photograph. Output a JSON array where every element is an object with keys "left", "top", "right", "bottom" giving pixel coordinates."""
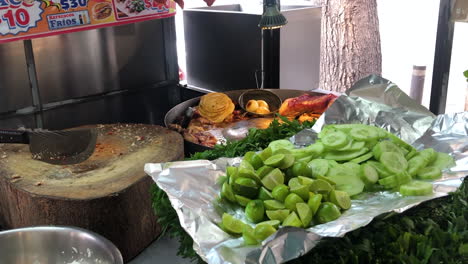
[{"left": 0, "top": 0, "right": 176, "bottom": 43}]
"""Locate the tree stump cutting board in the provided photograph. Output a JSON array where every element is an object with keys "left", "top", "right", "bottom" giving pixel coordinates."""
[{"left": 0, "top": 124, "right": 184, "bottom": 261}]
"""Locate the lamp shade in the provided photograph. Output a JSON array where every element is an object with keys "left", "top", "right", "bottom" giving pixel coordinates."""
[{"left": 258, "top": 2, "right": 288, "bottom": 30}]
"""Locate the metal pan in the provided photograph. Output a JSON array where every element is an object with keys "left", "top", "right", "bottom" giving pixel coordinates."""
[{"left": 164, "top": 89, "right": 329, "bottom": 156}]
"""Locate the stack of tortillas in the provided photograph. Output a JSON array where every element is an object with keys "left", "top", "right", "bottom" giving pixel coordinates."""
[{"left": 198, "top": 93, "right": 235, "bottom": 123}]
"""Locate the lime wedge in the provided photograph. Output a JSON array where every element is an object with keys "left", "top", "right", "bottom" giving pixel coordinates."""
[
  {"left": 290, "top": 185, "right": 310, "bottom": 201},
  {"left": 222, "top": 213, "right": 245, "bottom": 234},
  {"left": 307, "top": 192, "right": 322, "bottom": 215},
  {"left": 258, "top": 187, "right": 274, "bottom": 201},
  {"left": 254, "top": 224, "right": 277, "bottom": 241},
  {"left": 237, "top": 168, "right": 261, "bottom": 185},
  {"left": 296, "top": 203, "right": 313, "bottom": 228},
  {"left": 245, "top": 200, "right": 265, "bottom": 223},
  {"left": 291, "top": 161, "right": 312, "bottom": 178},
  {"left": 271, "top": 184, "right": 289, "bottom": 202},
  {"left": 288, "top": 177, "right": 302, "bottom": 189},
  {"left": 258, "top": 147, "right": 273, "bottom": 161},
  {"left": 233, "top": 177, "right": 259, "bottom": 199},
  {"left": 242, "top": 224, "right": 258, "bottom": 245},
  {"left": 221, "top": 182, "right": 236, "bottom": 203},
  {"left": 264, "top": 154, "right": 285, "bottom": 168},
  {"left": 284, "top": 193, "right": 305, "bottom": 212},
  {"left": 226, "top": 166, "right": 238, "bottom": 184},
  {"left": 282, "top": 211, "right": 302, "bottom": 228},
  {"left": 310, "top": 179, "right": 334, "bottom": 194},
  {"left": 239, "top": 160, "right": 254, "bottom": 171},
  {"left": 279, "top": 154, "right": 295, "bottom": 169},
  {"left": 256, "top": 166, "right": 274, "bottom": 179},
  {"left": 244, "top": 152, "right": 264, "bottom": 170},
  {"left": 329, "top": 190, "right": 351, "bottom": 210},
  {"left": 258, "top": 220, "right": 281, "bottom": 229},
  {"left": 261, "top": 168, "right": 284, "bottom": 190},
  {"left": 317, "top": 175, "right": 336, "bottom": 186},
  {"left": 235, "top": 195, "right": 252, "bottom": 207},
  {"left": 264, "top": 200, "right": 286, "bottom": 210},
  {"left": 315, "top": 202, "right": 341, "bottom": 224},
  {"left": 298, "top": 176, "right": 314, "bottom": 186},
  {"left": 266, "top": 209, "right": 290, "bottom": 222}
]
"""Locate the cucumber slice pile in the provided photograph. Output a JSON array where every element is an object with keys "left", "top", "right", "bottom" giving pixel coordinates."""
[{"left": 219, "top": 125, "right": 456, "bottom": 246}]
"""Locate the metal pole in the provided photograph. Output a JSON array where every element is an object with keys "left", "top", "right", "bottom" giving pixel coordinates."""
[
  {"left": 261, "top": 0, "right": 281, "bottom": 89},
  {"left": 429, "top": 0, "right": 455, "bottom": 114},
  {"left": 410, "top": 65, "right": 426, "bottom": 104},
  {"left": 23, "top": 39, "right": 44, "bottom": 128}
]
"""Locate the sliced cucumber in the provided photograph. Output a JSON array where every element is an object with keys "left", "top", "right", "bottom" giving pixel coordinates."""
[
  {"left": 350, "top": 152, "right": 374, "bottom": 164},
  {"left": 407, "top": 155, "right": 427, "bottom": 176},
  {"left": 268, "top": 139, "right": 295, "bottom": 153},
  {"left": 307, "top": 159, "right": 329, "bottom": 178},
  {"left": 419, "top": 148, "right": 436, "bottom": 164},
  {"left": 417, "top": 166, "right": 442, "bottom": 180},
  {"left": 322, "top": 130, "right": 349, "bottom": 149},
  {"left": 324, "top": 148, "right": 369, "bottom": 161},
  {"left": 360, "top": 163, "right": 379, "bottom": 185},
  {"left": 379, "top": 152, "right": 408, "bottom": 174},
  {"left": 327, "top": 165, "right": 365, "bottom": 196},
  {"left": 366, "top": 161, "right": 393, "bottom": 179},
  {"left": 349, "top": 126, "right": 378, "bottom": 141},
  {"left": 372, "top": 140, "right": 405, "bottom": 160},
  {"left": 399, "top": 181, "right": 433, "bottom": 196},
  {"left": 430, "top": 152, "right": 456, "bottom": 170}
]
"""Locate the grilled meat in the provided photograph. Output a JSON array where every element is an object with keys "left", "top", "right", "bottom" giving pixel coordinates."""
[{"left": 279, "top": 93, "right": 338, "bottom": 118}]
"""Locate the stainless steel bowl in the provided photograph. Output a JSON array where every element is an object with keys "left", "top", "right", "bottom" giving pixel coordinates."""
[{"left": 0, "top": 226, "right": 123, "bottom": 264}]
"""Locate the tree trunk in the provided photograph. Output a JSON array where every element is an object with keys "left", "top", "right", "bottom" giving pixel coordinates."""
[{"left": 319, "top": 0, "right": 382, "bottom": 93}]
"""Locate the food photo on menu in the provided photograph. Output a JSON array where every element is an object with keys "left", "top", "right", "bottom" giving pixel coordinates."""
[{"left": 114, "top": 0, "right": 171, "bottom": 19}]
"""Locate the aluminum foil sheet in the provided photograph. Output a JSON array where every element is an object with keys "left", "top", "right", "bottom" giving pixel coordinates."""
[{"left": 145, "top": 75, "right": 468, "bottom": 264}]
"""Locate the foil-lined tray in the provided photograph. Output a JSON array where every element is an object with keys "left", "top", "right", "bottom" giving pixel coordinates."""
[{"left": 145, "top": 75, "right": 468, "bottom": 264}]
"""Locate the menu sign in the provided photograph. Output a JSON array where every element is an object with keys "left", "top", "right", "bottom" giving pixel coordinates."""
[{"left": 0, "top": 0, "right": 176, "bottom": 43}]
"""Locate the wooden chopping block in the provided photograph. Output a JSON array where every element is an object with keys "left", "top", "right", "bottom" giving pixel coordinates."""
[{"left": 0, "top": 124, "right": 184, "bottom": 261}]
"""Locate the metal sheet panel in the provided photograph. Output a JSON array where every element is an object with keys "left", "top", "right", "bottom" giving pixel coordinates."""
[
  {"left": 280, "top": 6, "right": 322, "bottom": 90},
  {"left": 32, "top": 19, "right": 168, "bottom": 104},
  {"left": 0, "top": 42, "right": 32, "bottom": 113},
  {"left": 184, "top": 6, "right": 262, "bottom": 91}
]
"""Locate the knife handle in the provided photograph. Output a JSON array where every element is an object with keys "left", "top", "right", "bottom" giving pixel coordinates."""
[{"left": 0, "top": 130, "right": 29, "bottom": 144}]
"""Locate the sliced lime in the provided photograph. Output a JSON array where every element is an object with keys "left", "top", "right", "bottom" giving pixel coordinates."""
[
  {"left": 296, "top": 203, "right": 313, "bottom": 228},
  {"left": 237, "top": 168, "right": 261, "bottom": 185},
  {"left": 288, "top": 177, "right": 302, "bottom": 189},
  {"left": 258, "top": 187, "right": 274, "bottom": 201},
  {"left": 239, "top": 160, "right": 254, "bottom": 171},
  {"left": 261, "top": 168, "right": 285, "bottom": 190},
  {"left": 245, "top": 200, "right": 265, "bottom": 223},
  {"left": 298, "top": 176, "right": 314, "bottom": 186},
  {"left": 258, "top": 220, "right": 281, "bottom": 229},
  {"left": 271, "top": 184, "right": 289, "bottom": 202},
  {"left": 264, "top": 154, "right": 285, "bottom": 168},
  {"left": 309, "top": 179, "right": 334, "bottom": 194},
  {"left": 329, "top": 190, "right": 351, "bottom": 210},
  {"left": 254, "top": 224, "right": 276, "bottom": 241},
  {"left": 235, "top": 195, "right": 252, "bottom": 207},
  {"left": 266, "top": 209, "right": 290, "bottom": 222},
  {"left": 233, "top": 177, "right": 259, "bottom": 199},
  {"left": 264, "top": 200, "right": 286, "bottom": 210},
  {"left": 290, "top": 185, "right": 310, "bottom": 201},
  {"left": 279, "top": 154, "right": 295, "bottom": 169},
  {"left": 242, "top": 224, "right": 258, "bottom": 245},
  {"left": 315, "top": 202, "right": 341, "bottom": 224},
  {"left": 282, "top": 211, "right": 302, "bottom": 228},
  {"left": 256, "top": 166, "right": 274, "bottom": 179},
  {"left": 284, "top": 193, "right": 305, "bottom": 212},
  {"left": 226, "top": 166, "right": 238, "bottom": 184},
  {"left": 258, "top": 147, "right": 273, "bottom": 161},
  {"left": 221, "top": 182, "right": 236, "bottom": 203},
  {"left": 222, "top": 213, "right": 245, "bottom": 234},
  {"left": 307, "top": 192, "right": 322, "bottom": 215}
]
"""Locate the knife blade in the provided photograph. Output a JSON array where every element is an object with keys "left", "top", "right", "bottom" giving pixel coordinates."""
[{"left": 0, "top": 128, "right": 97, "bottom": 165}]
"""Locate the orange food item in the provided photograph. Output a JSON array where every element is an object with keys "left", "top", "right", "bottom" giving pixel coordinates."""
[{"left": 279, "top": 93, "right": 338, "bottom": 118}]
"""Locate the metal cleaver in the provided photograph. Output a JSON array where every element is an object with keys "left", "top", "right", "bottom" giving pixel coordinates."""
[{"left": 0, "top": 128, "right": 97, "bottom": 165}]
